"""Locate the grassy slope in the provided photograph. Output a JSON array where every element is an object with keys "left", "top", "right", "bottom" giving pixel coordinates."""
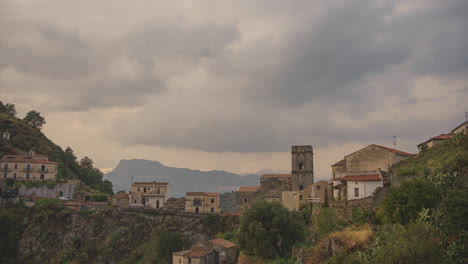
[
  {"left": 393, "top": 134, "right": 467, "bottom": 177},
  {"left": 0, "top": 112, "right": 112, "bottom": 194},
  {"left": 0, "top": 112, "right": 80, "bottom": 180}
]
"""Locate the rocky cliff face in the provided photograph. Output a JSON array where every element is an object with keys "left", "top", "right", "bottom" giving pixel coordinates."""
[{"left": 18, "top": 206, "right": 235, "bottom": 263}]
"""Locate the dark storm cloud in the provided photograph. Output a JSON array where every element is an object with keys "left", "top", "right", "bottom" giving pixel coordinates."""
[{"left": 1, "top": 0, "right": 467, "bottom": 154}]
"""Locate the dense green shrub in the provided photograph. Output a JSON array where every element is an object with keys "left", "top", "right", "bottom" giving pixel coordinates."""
[
  {"left": 238, "top": 200, "right": 305, "bottom": 259},
  {"left": 315, "top": 207, "right": 344, "bottom": 235},
  {"left": 378, "top": 178, "right": 439, "bottom": 224}
]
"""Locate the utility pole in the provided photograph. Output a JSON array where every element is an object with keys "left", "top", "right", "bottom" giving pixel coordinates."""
[{"left": 393, "top": 136, "right": 397, "bottom": 149}]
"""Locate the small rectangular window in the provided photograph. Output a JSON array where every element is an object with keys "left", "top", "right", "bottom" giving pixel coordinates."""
[{"left": 354, "top": 188, "right": 359, "bottom": 197}]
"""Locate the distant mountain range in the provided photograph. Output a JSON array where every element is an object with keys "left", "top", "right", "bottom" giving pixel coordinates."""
[{"left": 104, "top": 159, "right": 261, "bottom": 197}]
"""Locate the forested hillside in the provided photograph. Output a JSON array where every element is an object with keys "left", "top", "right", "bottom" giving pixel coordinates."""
[{"left": 0, "top": 101, "right": 112, "bottom": 194}]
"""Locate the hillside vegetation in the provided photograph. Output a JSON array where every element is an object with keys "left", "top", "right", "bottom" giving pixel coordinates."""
[
  {"left": 394, "top": 134, "right": 467, "bottom": 177},
  {"left": 0, "top": 101, "right": 112, "bottom": 194}
]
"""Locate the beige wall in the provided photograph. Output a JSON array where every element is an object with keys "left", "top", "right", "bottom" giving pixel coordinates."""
[
  {"left": 111, "top": 197, "right": 129, "bottom": 207},
  {"left": 1, "top": 162, "right": 57, "bottom": 180},
  {"left": 346, "top": 180, "right": 383, "bottom": 200},
  {"left": 185, "top": 195, "right": 220, "bottom": 213},
  {"left": 331, "top": 165, "right": 345, "bottom": 180},
  {"left": 130, "top": 183, "right": 170, "bottom": 209},
  {"left": 310, "top": 181, "right": 331, "bottom": 203},
  {"left": 345, "top": 146, "right": 395, "bottom": 172},
  {"left": 236, "top": 191, "right": 257, "bottom": 212},
  {"left": 172, "top": 255, "right": 188, "bottom": 264}
]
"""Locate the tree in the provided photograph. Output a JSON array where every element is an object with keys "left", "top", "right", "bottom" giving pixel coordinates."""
[
  {"left": 378, "top": 178, "right": 439, "bottom": 224},
  {"left": 373, "top": 223, "right": 443, "bottom": 264},
  {"left": 23, "top": 110, "right": 46, "bottom": 130},
  {"left": 79, "top": 157, "right": 94, "bottom": 169},
  {"left": 238, "top": 200, "right": 305, "bottom": 259},
  {"left": 4, "top": 103, "right": 17, "bottom": 117}
]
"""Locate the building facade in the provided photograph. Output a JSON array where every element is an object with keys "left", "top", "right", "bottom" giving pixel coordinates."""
[
  {"left": 110, "top": 193, "right": 129, "bottom": 208},
  {"left": 0, "top": 154, "right": 58, "bottom": 181},
  {"left": 129, "top": 182, "right": 170, "bottom": 209},
  {"left": 185, "top": 192, "right": 220, "bottom": 213},
  {"left": 329, "top": 144, "right": 411, "bottom": 201},
  {"left": 236, "top": 145, "right": 315, "bottom": 212}
]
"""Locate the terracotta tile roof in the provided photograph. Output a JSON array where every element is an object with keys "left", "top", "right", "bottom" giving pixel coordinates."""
[
  {"left": 185, "top": 247, "right": 212, "bottom": 258},
  {"left": 164, "top": 197, "right": 185, "bottom": 204},
  {"left": 209, "top": 238, "right": 236, "bottom": 248},
  {"left": 345, "top": 144, "right": 412, "bottom": 157},
  {"left": 173, "top": 250, "right": 190, "bottom": 256},
  {"left": 132, "top": 182, "right": 169, "bottom": 185},
  {"left": 372, "top": 145, "right": 412, "bottom": 156},
  {"left": 417, "top": 134, "right": 455, "bottom": 146},
  {"left": 337, "top": 174, "right": 383, "bottom": 181},
  {"left": 186, "top": 192, "right": 219, "bottom": 197},
  {"left": 332, "top": 159, "right": 345, "bottom": 166},
  {"left": 238, "top": 186, "right": 259, "bottom": 192},
  {"left": 0, "top": 159, "right": 59, "bottom": 164}
]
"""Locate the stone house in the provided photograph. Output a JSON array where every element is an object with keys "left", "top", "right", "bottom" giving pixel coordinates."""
[
  {"left": 129, "top": 182, "right": 170, "bottom": 209},
  {"left": 164, "top": 197, "right": 186, "bottom": 211},
  {"left": 452, "top": 121, "right": 467, "bottom": 135},
  {"left": 236, "top": 186, "right": 259, "bottom": 212},
  {"left": 309, "top": 180, "right": 331, "bottom": 203},
  {"left": 207, "top": 238, "right": 238, "bottom": 264},
  {"left": 236, "top": 145, "right": 315, "bottom": 212},
  {"left": 110, "top": 193, "right": 129, "bottom": 208},
  {"left": 0, "top": 154, "right": 58, "bottom": 181},
  {"left": 417, "top": 133, "right": 454, "bottom": 151},
  {"left": 185, "top": 192, "right": 220, "bottom": 214},
  {"left": 173, "top": 238, "right": 238, "bottom": 264},
  {"left": 329, "top": 144, "right": 411, "bottom": 201},
  {"left": 173, "top": 246, "right": 215, "bottom": 264}
]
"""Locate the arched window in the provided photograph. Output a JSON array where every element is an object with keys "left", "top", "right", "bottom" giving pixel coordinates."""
[
  {"left": 244, "top": 197, "right": 248, "bottom": 204},
  {"left": 2, "top": 173, "right": 6, "bottom": 178},
  {"left": 26, "top": 173, "right": 30, "bottom": 179},
  {"left": 299, "top": 185, "right": 304, "bottom": 191},
  {"left": 40, "top": 174, "right": 45, "bottom": 180},
  {"left": 26, "top": 164, "right": 31, "bottom": 171},
  {"left": 156, "top": 200, "right": 160, "bottom": 209},
  {"left": 14, "top": 164, "right": 18, "bottom": 169},
  {"left": 195, "top": 207, "right": 199, "bottom": 214},
  {"left": 3, "top": 164, "right": 8, "bottom": 171},
  {"left": 211, "top": 208, "right": 214, "bottom": 212},
  {"left": 211, "top": 198, "right": 214, "bottom": 203},
  {"left": 13, "top": 173, "right": 17, "bottom": 179},
  {"left": 41, "top": 165, "right": 46, "bottom": 172},
  {"left": 299, "top": 163, "right": 304, "bottom": 170}
]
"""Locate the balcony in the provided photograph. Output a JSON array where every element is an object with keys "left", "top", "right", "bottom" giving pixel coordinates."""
[{"left": 0, "top": 168, "right": 11, "bottom": 172}]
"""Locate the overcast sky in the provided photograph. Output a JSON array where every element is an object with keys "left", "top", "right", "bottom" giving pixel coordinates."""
[{"left": 1, "top": 0, "right": 467, "bottom": 180}]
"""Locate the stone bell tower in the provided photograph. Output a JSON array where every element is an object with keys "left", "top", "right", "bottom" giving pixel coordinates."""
[{"left": 291, "top": 145, "right": 314, "bottom": 191}]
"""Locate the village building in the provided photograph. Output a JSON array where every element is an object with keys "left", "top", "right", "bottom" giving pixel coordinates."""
[
  {"left": 164, "top": 197, "right": 186, "bottom": 211},
  {"left": 0, "top": 154, "right": 58, "bottom": 181},
  {"left": 173, "top": 245, "right": 215, "bottom": 264},
  {"left": 417, "top": 133, "right": 455, "bottom": 151},
  {"left": 206, "top": 238, "right": 238, "bottom": 264},
  {"left": 329, "top": 144, "right": 412, "bottom": 201},
  {"left": 236, "top": 186, "right": 259, "bottom": 212},
  {"left": 110, "top": 193, "right": 129, "bottom": 208},
  {"left": 129, "top": 182, "right": 170, "bottom": 209},
  {"left": 236, "top": 145, "right": 314, "bottom": 212},
  {"left": 185, "top": 192, "right": 220, "bottom": 214},
  {"left": 452, "top": 121, "right": 467, "bottom": 135},
  {"left": 172, "top": 238, "right": 238, "bottom": 264},
  {"left": 308, "top": 180, "right": 332, "bottom": 203}
]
